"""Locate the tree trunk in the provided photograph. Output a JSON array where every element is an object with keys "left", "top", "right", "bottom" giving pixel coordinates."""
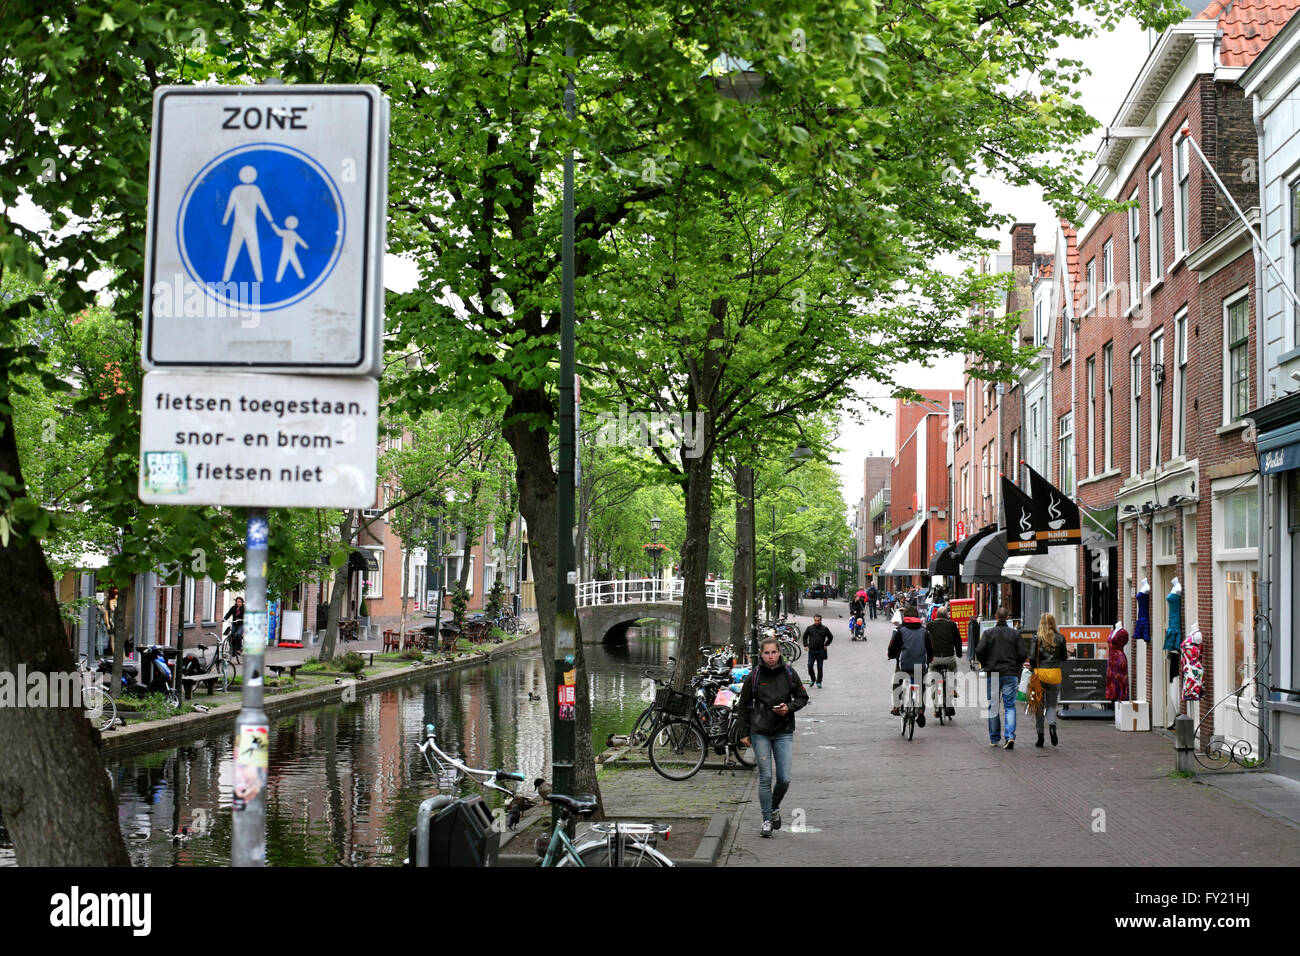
[
  {"left": 674, "top": 299, "right": 725, "bottom": 684},
  {"left": 399, "top": 546, "right": 410, "bottom": 648},
  {"left": 319, "top": 511, "right": 353, "bottom": 662},
  {"left": 503, "top": 386, "right": 602, "bottom": 817},
  {"left": 730, "top": 465, "right": 753, "bottom": 662},
  {"left": 458, "top": 523, "right": 473, "bottom": 592},
  {"left": 0, "top": 413, "right": 129, "bottom": 865},
  {"left": 111, "top": 574, "right": 131, "bottom": 698}
]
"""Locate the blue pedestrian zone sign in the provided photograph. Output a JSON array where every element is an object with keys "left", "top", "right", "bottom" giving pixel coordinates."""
[
  {"left": 178, "top": 144, "right": 344, "bottom": 313},
  {"left": 143, "top": 85, "right": 388, "bottom": 375}
]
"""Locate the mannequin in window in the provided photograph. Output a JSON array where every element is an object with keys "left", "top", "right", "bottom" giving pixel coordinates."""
[
  {"left": 1165, "top": 577, "right": 1184, "bottom": 724},
  {"left": 1133, "top": 578, "right": 1151, "bottom": 643},
  {"left": 1106, "top": 619, "right": 1130, "bottom": 702}
]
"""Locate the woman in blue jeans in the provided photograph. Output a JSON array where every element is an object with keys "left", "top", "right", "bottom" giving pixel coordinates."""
[{"left": 738, "top": 637, "right": 809, "bottom": 838}]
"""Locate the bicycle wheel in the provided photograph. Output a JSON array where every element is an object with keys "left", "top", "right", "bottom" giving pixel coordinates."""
[
  {"left": 629, "top": 706, "right": 657, "bottom": 747},
  {"left": 217, "top": 658, "right": 236, "bottom": 692},
  {"left": 728, "top": 719, "right": 755, "bottom": 768},
  {"left": 780, "top": 639, "right": 801, "bottom": 663},
  {"left": 907, "top": 708, "right": 916, "bottom": 740},
  {"left": 83, "top": 685, "right": 117, "bottom": 731},
  {"left": 568, "top": 839, "right": 672, "bottom": 867},
  {"left": 647, "top": 720, "right": 706, "bottom": 781}
]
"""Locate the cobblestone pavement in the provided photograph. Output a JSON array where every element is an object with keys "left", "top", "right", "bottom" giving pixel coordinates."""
[{"left": 720, "top": 601, "right": 1300, "bottom": 866}]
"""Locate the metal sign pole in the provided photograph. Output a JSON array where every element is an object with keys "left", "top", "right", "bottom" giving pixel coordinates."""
[{"left": 232, "top": 510, "right": 270, "bottom": 866}]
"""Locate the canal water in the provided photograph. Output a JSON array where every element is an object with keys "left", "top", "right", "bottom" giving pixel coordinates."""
[{"left": 0, "top": 625, "right": 676, "bottom": 867}]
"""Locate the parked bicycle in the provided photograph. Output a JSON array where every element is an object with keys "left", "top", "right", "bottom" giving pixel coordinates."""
[
  {"left": 418, "top": 723, "right": 673, "bottom": 866},
  {"left": 76, "top": 656, "right": 118, "bottom": 731},
  {"left": 181, "top": 637, "right": 237, "bottom": 692},
  {"left": 645, "top": 647, "right": 754, "bottom": 780}
]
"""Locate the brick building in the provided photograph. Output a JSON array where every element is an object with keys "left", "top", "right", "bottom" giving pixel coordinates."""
[
  {"left": 1059, "top": 1, "right": 1292, "bottom": 742},
  {"left": 881, "top": 390, "right": 961, "bottom": 590},
  {"left": 858, "top": 454, "right": 891, "bottom": 588}
]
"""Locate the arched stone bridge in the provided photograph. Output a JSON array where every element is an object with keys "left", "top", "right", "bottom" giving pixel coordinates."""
[{"left": 576, "top": 579, "right": 733, "bottom": 646}]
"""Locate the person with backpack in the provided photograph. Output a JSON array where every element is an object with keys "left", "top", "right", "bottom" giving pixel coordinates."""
[
  {"left": 738, "top": 636, "right": 809, "bottom": 839},
  {"left": 888, "top": 604, "right": 932, "bottom": 724},
  {"left": 866, "top": 584, "right": 879, "bottom": 619},
  {"left": 926, "top": 605, "right": 962, "bottom": 719}
]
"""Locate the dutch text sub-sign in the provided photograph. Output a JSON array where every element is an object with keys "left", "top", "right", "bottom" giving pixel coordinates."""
[
  {"left": 139, "top": 371, "right": 377, "bottom": 508},
  {"left": 143, "top": 85, "right": 388, "bottom": 375}
]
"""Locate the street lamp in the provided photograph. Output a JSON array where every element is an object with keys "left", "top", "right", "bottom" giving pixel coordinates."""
[
  {"left": 649, "top": 515, "right": 663, "bottom": 582},
  {"left": 770, "top": 486, "right": 808, "bottom": 619}
]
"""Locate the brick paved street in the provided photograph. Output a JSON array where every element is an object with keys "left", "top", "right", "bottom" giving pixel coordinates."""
[{"left": 603, "top": 600, "right": 1300, "bottom": 867}]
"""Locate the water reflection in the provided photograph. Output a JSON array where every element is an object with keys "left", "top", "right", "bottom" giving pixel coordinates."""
[{"left": 0, "top": 624, "right": 676, "bottom": 867}]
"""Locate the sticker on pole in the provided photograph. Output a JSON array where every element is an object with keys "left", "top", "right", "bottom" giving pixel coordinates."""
[
  {"left": 233, "top": 725, "right": 269, "bottom": 809},
  {"left": 243, "top": 610, "right": 269, "bottom": 655}
]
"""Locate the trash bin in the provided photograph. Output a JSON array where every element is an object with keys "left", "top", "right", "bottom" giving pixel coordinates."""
[{"left": 406, "top": 795, "right": 499, "bottom": 867}]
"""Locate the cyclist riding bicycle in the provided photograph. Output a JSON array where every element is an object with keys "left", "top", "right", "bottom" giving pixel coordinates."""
[
  {"left": 888, "top": 604, "right": 932, "bottom": 725},
  {"left": 926, "top": 605, "right": 962, "bottom": 719}
]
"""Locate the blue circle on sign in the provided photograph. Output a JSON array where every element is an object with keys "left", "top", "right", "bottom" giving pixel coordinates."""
[{"left": 177, "top": 143, "right": 344, "bottom": 312}]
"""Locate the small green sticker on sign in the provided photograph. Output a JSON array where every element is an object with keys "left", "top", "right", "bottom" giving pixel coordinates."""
[{"left": 144, "top": 451, "right": 187, "bottom": 494}]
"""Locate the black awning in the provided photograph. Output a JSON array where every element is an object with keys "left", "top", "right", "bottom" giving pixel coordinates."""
[
  {"left": 962, "top": 531, "right": 1008, "bottom": 583},
  {"left": 928, "top": 542, "right": 960, "bottom": 577},
  {"left": 953, "top": 524, "right": 997, "bottom": 565},
  {"left": 348, "top": 549, "right": 380, "bottom": 573}
]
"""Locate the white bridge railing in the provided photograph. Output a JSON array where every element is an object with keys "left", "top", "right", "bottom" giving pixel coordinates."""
[{"left": 576, "top": 577, "right": 732, "bottom": 609}]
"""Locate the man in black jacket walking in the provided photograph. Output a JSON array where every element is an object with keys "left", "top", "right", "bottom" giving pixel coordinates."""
[
  {"left": 802, "top": 614, "right": 833, "bottom": 688},
  {"left": 976, "top": 606, "right": 1030, "bottom": 750}
]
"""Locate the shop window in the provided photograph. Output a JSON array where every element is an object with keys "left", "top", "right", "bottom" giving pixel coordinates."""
[{"left": 1222, "top": 488, "right": 1259, "bottom": 551}]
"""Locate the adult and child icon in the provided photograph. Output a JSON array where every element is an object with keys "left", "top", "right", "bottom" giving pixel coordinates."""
[{"left": 219, "top": 164, "right": 308, "bottom": 284}]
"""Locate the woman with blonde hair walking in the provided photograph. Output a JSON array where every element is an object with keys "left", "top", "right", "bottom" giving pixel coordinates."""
[{"left": 1031, "top": 612, "right": 1069, "bottom": 747}]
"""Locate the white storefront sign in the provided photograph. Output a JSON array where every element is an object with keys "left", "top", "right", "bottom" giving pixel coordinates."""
[{"left": 139, "top": 371, "right": 378, "bottom": 508}]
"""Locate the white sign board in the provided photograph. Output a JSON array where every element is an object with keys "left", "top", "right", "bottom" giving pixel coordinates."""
[
  {"left": 143, "top": 85, "right": 388, "bottom": 375},
  {"left": 139, "top": 371, "right": 378, "bottom": 507}
]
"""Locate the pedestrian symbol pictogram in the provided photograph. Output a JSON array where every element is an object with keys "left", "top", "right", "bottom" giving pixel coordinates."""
[{"left": 178, "top": 144, "right": 344, "bottom": 313}]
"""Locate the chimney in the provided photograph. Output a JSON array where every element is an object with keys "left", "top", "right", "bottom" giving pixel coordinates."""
[{"left": 1011, "top": 223, "right": 1035, "bottom": 268}]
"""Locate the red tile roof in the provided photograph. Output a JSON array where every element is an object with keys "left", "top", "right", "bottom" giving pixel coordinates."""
[{"left": 1199, "top": 0, "right": 1300, "bottom": 67}]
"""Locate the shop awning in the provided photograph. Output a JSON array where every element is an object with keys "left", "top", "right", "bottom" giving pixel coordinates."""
[
  {"left": 953, "top": 524, "right": 998, "bottom": 565},
  {"left": 1250, "top": 389, "right": 1300, "bottom": 474},
  {"left": 961, "top": 530, "right": 1008, "bottom": 583},
  {"left": 1002, "top": 546, "right": 1077, "bottom": 592},
  {"left": 876, "top": 540, "right": 901, "bottom": 577},
  {"left": 928, "top": 541, "right": 960, "bottom": 577},
  {"left": 880, "top": 521, "right": 923, "bottom": 576},
  {"left": 348, "top": 549, "right": 380, "bottom": 573}
]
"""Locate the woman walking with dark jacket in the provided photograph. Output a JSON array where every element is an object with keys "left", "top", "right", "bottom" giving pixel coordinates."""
[
  {"left": 1031, "top": 613, "right": 1069, "bottom": 747},
  {"left": 738, "top": 636, "right": 809, "bottom": 839}
]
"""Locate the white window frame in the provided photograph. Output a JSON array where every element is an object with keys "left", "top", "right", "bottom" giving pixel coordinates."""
[
  {"left": 1223, "top": 290, "right": 1251, "bottom": 424},
  {"left": 1290, "top": 178, "right": 1300, "bottom": 348},
  {"left": 1128, "top": 190, "right": 1141, "bottom": 307},
  {"left": 363, "top": 548, "right": 384, "bottom": 598},
  {"left": 1173, "top": 309, "right": 1187, "bottom": 457},
  {"left": 1173, "top": 126, "right": 1190, "bottom": 259},
  {"left": 1103, "top": 343, "right": 1114, "bottom": 471},
  {"left": 1086, "top": 355, "right": 1096, "bottom": 477},
  {"left": 183, "top": 576, "right": 196, "bottom": 626},
  {"left": 1102, "top": 238, "right": 1113, "bottom": 293},
  {"left": 1130, "top": 346, "right": 1142, "bottom": 476},
  {"left": 202, "top": 576, "right": 217, "bottom": 623},
  {"left": 1086, "top": 258, "right": 1096, "bottom": 310},
  {"left": 1150, "top": 330, "right": 1164, "bottom": 470},
  {"left": 1058, "top": 412, "right": 1074, "bottom": 494},
  {"left": 1149, "top": 161, "right": 1164, "bottom": 279},
  {"left": 1034, "top": 299, "right": 1044, "bottom": 346}
]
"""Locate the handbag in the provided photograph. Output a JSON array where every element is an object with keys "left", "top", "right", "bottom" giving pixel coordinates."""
[
  {"left": 1033, "top": 634, "right": 1062, "bottom": 684},
  {"left": 1016, "top": 666, "right": 1032, "bottom": 702},
  {"left": 1026, "top": 673, "right": 1045, "bottom": 715}
]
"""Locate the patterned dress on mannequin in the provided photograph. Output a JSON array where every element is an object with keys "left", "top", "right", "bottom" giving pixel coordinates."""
[{"left": 1106, "top": 628, "right": 1130, "bottom": 702}]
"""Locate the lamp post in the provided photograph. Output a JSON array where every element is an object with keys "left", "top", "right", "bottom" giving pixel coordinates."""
[
  {"left": 770, "top": 486, "right": 808, "bottom": 619},
  {"left": 650, "top": 515, "right": 662, "bottom": 582}
]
